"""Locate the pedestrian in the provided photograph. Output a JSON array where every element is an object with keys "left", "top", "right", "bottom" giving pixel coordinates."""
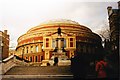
[
  {"left": 53, "top": 57, "right": 58, "bottom": 66},
  {"left": 70, "top": 55, "right": 74, "bottom": 72},
  {"left": 72, "top": 54, "right": 88, "bottom": 79},
  {"left": 95, "top": 58, "right": 108, "bottom": 78}
]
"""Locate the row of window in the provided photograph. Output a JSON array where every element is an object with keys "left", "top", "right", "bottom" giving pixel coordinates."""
[
  {"left": 77, "top": 45, "right": 95, "bottom": 53},
  {"left": 25, "top": 55, "right": 43, "bottom": 62},
  {"left": 21, "top": 37, "right": 74, "bottom": 54},
  {"left": 22, "top": 45, "right": 39, "bottom": 54},
  {"left": 46, "top": 38, "right": 74, "bottom": 48}
]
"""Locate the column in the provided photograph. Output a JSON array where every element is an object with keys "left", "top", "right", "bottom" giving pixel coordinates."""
[
  {"left": 33, "top": 45, "right": 36, "bottom": 53},
  {"left": 38, "top": 44, "right": 42, "bottom": 52},
  {"left": 33, "top": 55, "right": 34, "bottom": 62},
  {"left": 28, "top": 46, "right": 30, "bottom": 53},
  {"left": 74, "top": 38, "right": 76, "bottom": 48},
  {"left": 56, "top": 39, "right": 58, "bottom": 48},
  {"left": 66, "top": 38, "right": 69, "bottom": 48},
  {"left": 69, "top": 51, "right": 74, "bottom": 58},
  {"left": 61, "top": 38, "right": 64, "bottom": 48},
  {"left": 50, "top": 38, "right": 52, "bottom": 48},
  {"left": 38, "top": 55, "right": 40, "bottom": 62},
  {"left": 24, "top": 47, "right": 26, "bottom": 54},
  {"left": 45, "top": 51, "right": 49, "bottom": 60},
  {"left": 58, "top": 39, "right": 61, "bottom": 49}
]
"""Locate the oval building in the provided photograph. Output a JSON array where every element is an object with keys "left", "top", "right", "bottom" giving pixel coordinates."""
[{"left": 16, "top": 19, "right": 102, "bottom": 63}]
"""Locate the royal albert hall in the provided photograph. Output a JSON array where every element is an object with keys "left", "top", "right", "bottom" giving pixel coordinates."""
[{"left": 16, "top": 19, "right": 102, "bottom": 63}]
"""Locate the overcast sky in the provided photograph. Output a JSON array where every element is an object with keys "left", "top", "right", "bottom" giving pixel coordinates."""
[{"left": 0, "top": 0, "right": 119, "bottom": 49}]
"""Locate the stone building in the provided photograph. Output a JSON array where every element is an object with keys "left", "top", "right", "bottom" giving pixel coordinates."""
[
  {"left": 15, "top": 19, "right": 102, "bottom": 63},
  {"left": 106, "top": 2, "right": 119, "bottom": 78},
  {"left": 9, "top": 49, "right": 16, "bottom": 56},
  {"left": 107, "top": 1, "right": 120, "bottom": 54},
  {"left": 0, "top": 30, "right": 9, "bottom": 60}
]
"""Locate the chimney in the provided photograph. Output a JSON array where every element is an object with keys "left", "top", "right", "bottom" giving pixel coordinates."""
[
  {"left": 118, "top": 1, "right": 120, "bottom": 9},
  {"left": 4, "top": 30, "right": 7, "bottom": 34},
  {"left": 107, "top": 6, "right": 112, "bottom": 16}
]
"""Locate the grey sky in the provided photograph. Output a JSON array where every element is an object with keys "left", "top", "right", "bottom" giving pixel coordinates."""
[{"left": 0, "top": 0, "right": 119, "bottom": 48}]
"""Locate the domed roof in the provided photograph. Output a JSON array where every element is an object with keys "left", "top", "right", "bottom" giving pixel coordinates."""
[
  {"left": 27, "top": 19, "right": 92, "bottom": 33},
  {"left": 40, "top": 19, "right": 80, "bottom": 26}
]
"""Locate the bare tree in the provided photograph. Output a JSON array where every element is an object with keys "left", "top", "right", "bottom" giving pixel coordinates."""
[
  {"left": 96, "top": 21, "right": 111, "bottom": 49},
  {"left": 99, "top": 27, "right": 110, "bottom": 40},
  {"left": 97, "top": 21, "right": 111, "bottom": 40}
]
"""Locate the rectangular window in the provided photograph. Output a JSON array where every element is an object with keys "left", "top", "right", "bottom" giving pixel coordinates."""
[
  {"left": 46, "top": 38, "right": 49, "bottom": 41},
  {"left": 70, "top": 38, "right": 73, "bottom": 47},
  {"left": 41, "top": 56, "right": 43, "bottom": 61},
  {"left": 35, "top": 56, "right": 38, "bottom": 62},
  {"left": 36, "top": 46, "right": 38, "bottom": 52},
  {"left": 46, "top": 38, "right": 49, "bottom": 47},
  {"left": 31, "top": 46, "right": 33, "bottom": 53},
  {"left": 70, "top": 42, "right": 73, "bottom": 47},
  {"left": 27, "top": 47, "right": 28, "bottom": 53},
  {"left": 33, "top": 56, "right": 34, "bottom": 62},
  {"left": 46, "top": 43, "right": 49, "bottom": 47},
  {"left": 30, "top": 57, "right": 32, "bottom": 62},
  {"left": 64, "top": 39, "right": 66, "bottom": 48},
  {"left": 22, "top": 48, "right": 24, "bottom": 54},
  {"left": 70, "top": 38, "right": 73, "bottom": 41},
  {"left": 52, "top": 39, "right": 56, "bottom": 48}
]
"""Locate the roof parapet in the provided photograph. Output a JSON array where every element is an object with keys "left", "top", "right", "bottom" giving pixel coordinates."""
[
  {"left": 118, "top": 1, "right": 120, "bottom": 9},
  {"left": 107, "top": 6, "right": 112, "bottom": 16}
]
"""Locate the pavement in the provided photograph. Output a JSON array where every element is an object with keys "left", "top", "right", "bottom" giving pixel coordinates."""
[
  {"left": 4, "top": 66, "right": 73, "bottom": 75},
  {"left": 1, "top": 66, "right": 99, "bottom": 80},
  {"left": 2, "top": 66, "right": 74, "bottom": 80},
  {"left": 2, "top": 75, "right": 73, "bottom": 80}
]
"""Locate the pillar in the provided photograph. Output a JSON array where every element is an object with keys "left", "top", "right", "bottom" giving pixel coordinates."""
[
  {"left": 33, "top": 45, "right": 36, "bottom": 53},
  {"left": 69, "top": 51, "right": 74, "bottom": 58},
  {"left": 61, "top": 38, "right": 64, "bottom": 48},
  {"left": 24, "top": 46, "right": 27, "bottom": 54},
  {"left": 38, "top": 44, "right": 42, "bottom": 52},
  {"left": 58, "top": 39, "right": 61, "bottom": 50},
  {"left": 28, "top": 46, "right": 30, "bottom": 53},
  {"left": 66, "top": 38, "right": 69, "bottom": 48},
  {"left": 45, "top": 51, "right": 49, "bottom": 60},
  {"left": 56, "top": 39, "right": 58, "bottom": 48}
]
